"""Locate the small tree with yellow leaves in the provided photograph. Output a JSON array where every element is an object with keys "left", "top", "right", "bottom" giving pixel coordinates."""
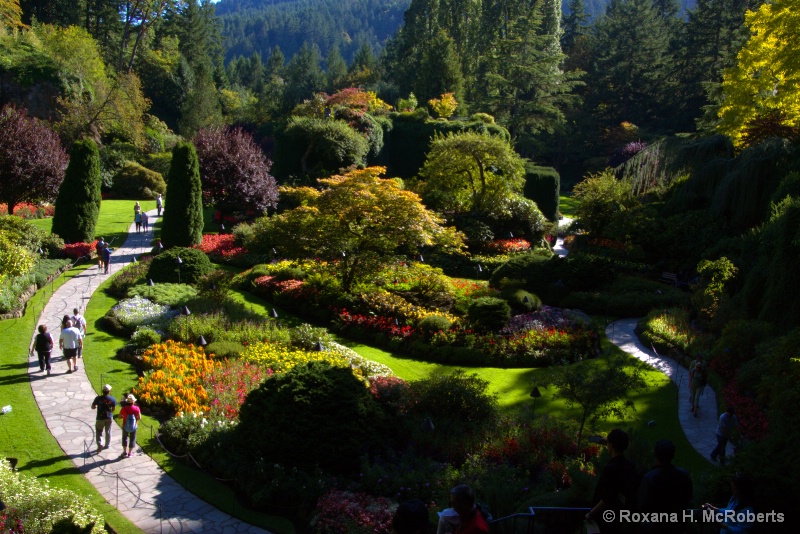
[{"left": 428, "top": 93, "right": 459, "bottom": 119}]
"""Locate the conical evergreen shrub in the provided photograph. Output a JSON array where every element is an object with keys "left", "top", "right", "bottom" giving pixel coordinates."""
[
  {"left": 161, "top": 142, "right": 204, "bottom": 247},
  {"left": 51, "top": 139, "right": 101, "bottom": 243}
]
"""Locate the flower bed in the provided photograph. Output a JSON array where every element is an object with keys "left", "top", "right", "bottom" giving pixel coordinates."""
[
  {"left": 206, "top": 359, "right": 271, "bottom": 419},
  {"left": 61, "top": 241, "right": 96, "bottom": 260},
  {"left": 311, "top": 490, "right": 397, "bottom": 534},
  {"left": 196, "top": 233, "right": 247, "bottom": 263},
  {"left": 134, "top": 340, "right": 220, "bottom": 415},
  {"left": 111, "top": 295, "right": 177, "bottom": 330},
  {"left": 0, "top": 202, "right": 54, "bottom": 219},
  {"left": 485, "top": 238, "right": 532, "bottom": 254}
]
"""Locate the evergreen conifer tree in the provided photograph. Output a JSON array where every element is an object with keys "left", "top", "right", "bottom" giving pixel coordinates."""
[
  {"left": 161, "top": 142, "right": 204, "bottom": 247},
  {"left": 51, "top": 139, "right": 101, "bottom": 244}
]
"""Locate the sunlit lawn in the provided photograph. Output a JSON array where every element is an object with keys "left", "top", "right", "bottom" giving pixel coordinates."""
[
  {"left": 559, "top": 194, "right": 579, "bottom": 218},
  {"left": 0, "top": 266, "right": 143, "bottom": 534}
]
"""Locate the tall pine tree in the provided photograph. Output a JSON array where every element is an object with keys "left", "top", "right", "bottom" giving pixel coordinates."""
[
  {"left": 51, "top": 139, "right": 102, "bottom": 244},
  {"left": 161, "top": 142, "right": 204, "bottom": 247}
]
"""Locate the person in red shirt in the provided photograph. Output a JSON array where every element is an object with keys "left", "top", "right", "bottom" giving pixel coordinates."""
[{"left": 450, "top": 485, "right": 489, "bottom": 534}]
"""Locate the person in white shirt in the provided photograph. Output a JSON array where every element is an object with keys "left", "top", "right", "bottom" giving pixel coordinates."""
[
  {"left": 70, "top": 307, "right": 87, "bottom": 358},
  {"left": 59, "top": 319, "right": 83, "bottom": 374}
]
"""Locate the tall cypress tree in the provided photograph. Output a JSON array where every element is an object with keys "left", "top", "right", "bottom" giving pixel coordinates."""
[
  {"left": 51, "top": 139, "right": 101, "bottom": 244},
  {"left": 161, "top": 142, "right": 204, "bottom": 247}
]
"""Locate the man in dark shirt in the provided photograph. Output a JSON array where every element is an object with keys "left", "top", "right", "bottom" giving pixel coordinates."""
[
  {"left": 91, "top": 384, "right": 117, "bottom": 453},
  {"left": 637, "top": 439, "right": 693, "bottom": 534},
  {"left": 586, "top": 429, "right": 639, "bottom": 533}
]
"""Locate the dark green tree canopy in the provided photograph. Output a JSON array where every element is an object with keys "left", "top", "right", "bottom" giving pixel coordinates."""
[
  {"left": 52, "top": 139, "right": 102, "bottom": 244},
  {"left": 161, "top": 141, "right": 204, "bottom": 247}
]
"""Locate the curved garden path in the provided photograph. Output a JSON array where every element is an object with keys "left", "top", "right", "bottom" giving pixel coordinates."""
[
  {"left": 27, "top": 211, "right": 270, "bottom": 534},
  {"left": 606, "top": 319, "right": 718, "bottom": 463}
]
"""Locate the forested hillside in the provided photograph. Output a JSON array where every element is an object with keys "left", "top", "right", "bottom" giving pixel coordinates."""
[{"left": 217, "top": 0, "right": 410, "bottom": 63}]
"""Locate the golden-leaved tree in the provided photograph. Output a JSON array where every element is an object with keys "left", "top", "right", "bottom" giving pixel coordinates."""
[{"left": 716, "top": 0, "right": 800, "bottom": 148}]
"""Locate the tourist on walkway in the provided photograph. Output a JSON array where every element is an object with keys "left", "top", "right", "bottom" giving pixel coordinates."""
[
  {"left": 59, "top": 318, "right": 83, "bottom": 373},
  {"left": 449, "top": 485, "right": 489, "bottom": 534},
  {"left": 70, "top": 307, "right": 86, "bottom": 359},
  {"left": 118, "top": 393, "right": 141, "bottom": 458},
  {"left": 710, "top": 406, "right": 739, "bottom": 465},
  {"left": 156, "top": 194, "right": 162, "bottom": 216},
  {"left": 29, "top": 324, "right": 54, "bottom": 375},
  {"left": 134, "top": 211, "right": 142, "bottom": 233},
  {"left": 637, "top": 439, "right": 693, "bottom": 534},
  {"left": 586, "top": 429, "right": 639, "bottom": 533},
  {"left": 134, "top": 201, "right": 141, "bottom": 215},
  {"left": 91, "top": 384, "right": 116, "bottom": 453},
  {"left": 141, "top": 211, "right": 149, "bottom": 231},
  {"left": 95, "top": 238, "right": 105, "bottom": 268},
  {"left": 702, "top": 472, "right": 755, "bottom": 534},
  {"left": 689, "top": 361, "right": 707, "bottom": 416},
  {"left": 392, "top": 499, "right": 431, "bottom": 534},
  {"left": 101, "top": 243, "right": 112, "bottom": 274}
]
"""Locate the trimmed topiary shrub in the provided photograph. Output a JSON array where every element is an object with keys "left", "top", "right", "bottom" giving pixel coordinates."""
[
  {"left": 205, "top": 340, "right": 244, "bottom": 359},
  {"left": 418, "top": 315, "right": 453, "bottom": 335},
  {"left": 500, "top": 287, "right": 541, "bottom": 313},
  {"left": 236, "top": 362, "right": 387, "bottom": 473},
  {"left": 147, "top": 247, "right": 213, "bottom": 285},
  {"left": 127, "top": 282, "right": 198, "bottom": 306},
  {"left": 110, "top": 162, "right": 166, "bottom": 199},
  {"left": 523, "top": 164, "right": 560, "bottom": 222},
  {"left": 51, "top": 139, "right": 102, "bottom": 243},
  {"left": 467, "top": 297, "right": 511, "bottom": 331},
  {"left": 161, "top": 142, "right": 204, "bottom": 247}
]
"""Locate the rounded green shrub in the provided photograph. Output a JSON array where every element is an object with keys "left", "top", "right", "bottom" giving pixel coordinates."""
[
  {"left": 127, "top": 282, "right": 198, "bottom": 306},
  {"left": 500, "top": 287, "right": 542, "bottom": 312},
  {"left": 418, "top": 315, "right": 453, "bottom": 335},
  {"left": 111, "top": 161, "right": 166, "bottom": 199},
  {"left": 131, "top": 327, "right": 162, "bottom": 349},
  {"left": 467, "top": 297, "right": 511, "bottom": 331},
  {"left": 147, "top": 247, "right": 213, "bottom": 285},
  {"left": 205, "top": 340, "right": 244, "bottom": 359},
  {"left": 236, "top": 362, "right": 387, "bottom": 474},
  {"left": 470, "top": 112, "right": 495, "bottom": 124}
]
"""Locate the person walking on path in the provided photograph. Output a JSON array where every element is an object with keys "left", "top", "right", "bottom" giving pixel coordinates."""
[
  {"left": 689, "top": 361, "right": 707, "bottom": 416},
  {"left": 91, "top": 385, "right": 117, "bottom": 453},
  {"left": 29, "top": 325, "right": 54, "bottom": 375},
  {"left": 638, "top": 439, "right": 693, "bottom": 534},
  {"left": 156, "top": 194, "right": 163, "bottom": 216},
  {"left": 70, "top": 307, "right": 86, "bottom": 359},
  {"left": 141, "top": 211, "right": 149, "bottom": 231},
  {"left": 586, "top": 429, "right": 639, "bottom": 533},
  {"left": 59, "top": 319, "right": 83, "bottom": 373},
  {"left": 710, "top": 406, "right": 739, "bottom": 465},
  {"left": 134, "top": 211, "right": 142, "bottom": 233},
  {"left": 95, "top": 237, "right": 105, "bottom": 268},
  {"left": 134, "top": 201, "right": 141, "bottom": 215},
  {"left": 101, "top": 243, "right": 112, "bottom": 274},
  {"left": 117, "top": 393, "right": 141, "bottom": 458}
]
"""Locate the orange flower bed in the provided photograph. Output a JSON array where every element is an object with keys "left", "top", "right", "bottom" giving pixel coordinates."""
[{"left": 133, "top": 340, "right": 220, "bottom": 415}]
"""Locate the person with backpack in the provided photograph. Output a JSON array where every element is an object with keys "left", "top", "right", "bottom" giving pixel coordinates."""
[
  {"left": 689, "top": 361, "right": 707, "bottom": 416},
  {"left": 95, "top": 238, "right": 105, "bottom": 268},
  {"left": 586, "top": 429, "right": 640, "bottom": 533},
  {"left": 29, "top": 324, "right": 54, "bottom": 375},
  {"left": 70, "top": 307, "right": 86, "bottom": 359},
  {"left": 91, "top": 384, "right": 117, "bottom": 453},
  {"left": 118, "top": 393, "right": 141, "bottom": 458},
  {"left": 59, "top": 318, "right": 83, "bottom": 373}
]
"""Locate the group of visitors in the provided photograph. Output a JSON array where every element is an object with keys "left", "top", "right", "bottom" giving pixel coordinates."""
[
  {"left": 134, "top": 196, "right": 162, "bottom": 233},
  {"left": 586, "top": 428, "right": 751, "bottom": 534},
  {"left": 392, "top": 484, "right": 490, "bottom": 534},
  {"left": 90, "top": 384, "right": 141, "bottom": 457},
  {"left": 94, "top": 237, "right": 112, "bottom": 274},
  {"left": 29, "top": 307, "right": 86, "bottom": 375}
]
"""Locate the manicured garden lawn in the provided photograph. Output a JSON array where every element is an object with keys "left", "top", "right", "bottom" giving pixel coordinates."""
[
  {"left": 229, "top": 290, "right": 711, "bottom": 475},
  {"left": 0, "top": 265, "right": 143, "bottom": 534},
  {"left": 559, "top": 194, "right": 579, "bottom": 218},
  {"left": 84, "top": 280, "right": 296, "bottom": 534},
  {"left": 29, "top": 200, "right": 158, "bottom": 248}
]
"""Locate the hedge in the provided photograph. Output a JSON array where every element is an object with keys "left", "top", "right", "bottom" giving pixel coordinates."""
[{"left": 523, "top": 164, "right": 560, "bottom": 221}]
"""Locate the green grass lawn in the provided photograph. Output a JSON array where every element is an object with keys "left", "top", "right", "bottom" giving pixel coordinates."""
[
  {"left": 559, "top": 194, "right": 579, "bottom": 219},
  {"left": 0, "top": 265, "right": 143, "bottom": 534},
  {"left": 228, "top": 290, "right": 711, "bottom": 475}
]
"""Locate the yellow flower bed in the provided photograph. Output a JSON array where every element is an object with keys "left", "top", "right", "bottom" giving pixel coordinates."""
[
  {"left": 359, "top": 289, "right": 459, "bottom": 325},
  {"left": 240, "top": 342, "right": 350, "bottom": 374},
  {"left": 133, "top": 340, "right": 220, "bottom": 415}
]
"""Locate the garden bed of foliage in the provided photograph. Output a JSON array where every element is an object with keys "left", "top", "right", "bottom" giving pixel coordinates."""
[{"left": 95, "top": 254, "right": 613, "bottom": 531}]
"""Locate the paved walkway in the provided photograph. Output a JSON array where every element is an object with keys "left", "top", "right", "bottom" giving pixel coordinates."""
[
  {"left": 28, "top": 210, "right": 270, "bottom": 534},
  {"left": 554, "top": 216, "right": 572, "bottom": 258},
  {"left": 606, "top": 319, "right": 719, "bottom": 463}
]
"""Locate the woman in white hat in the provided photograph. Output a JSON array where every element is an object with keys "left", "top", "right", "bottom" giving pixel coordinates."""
[{"left": 118, "top": 393, "right": 141, "bottom": 457}]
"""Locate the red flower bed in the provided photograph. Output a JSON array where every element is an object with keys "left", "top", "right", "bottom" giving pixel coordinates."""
[
  {"left": 710, "top": 359, "right": 768, "bottom": 440},
  {"left": 0, "top": 202, "right": 54, "bottom": 219},
  {"left": 335, "top": 308, "right": 415, "bottom": 338},
  {"left": 205, "top": 359, "right": 270, "bottom": 420},
  {"left": 312, "top": 489, "right": 396, "bottom": 534},
  {"left": 61, "top": 241, "right": 96, "bottom": 260},
  {"left": 486, "top": 238, "right": 531, "bottom": 254},
  {"left": 196, "top": 234, "right": 246, "bottom": 261}
]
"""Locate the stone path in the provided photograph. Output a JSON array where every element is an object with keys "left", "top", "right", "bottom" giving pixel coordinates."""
[
  {"left": 606, "top": 319, "right": 720, "bottom": 463},
  {"left": 554, "top": 216, "right": 572, "bottom": 258},
  {"left": 28, "top": 210, "right": 270, "bottom": 534}
]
